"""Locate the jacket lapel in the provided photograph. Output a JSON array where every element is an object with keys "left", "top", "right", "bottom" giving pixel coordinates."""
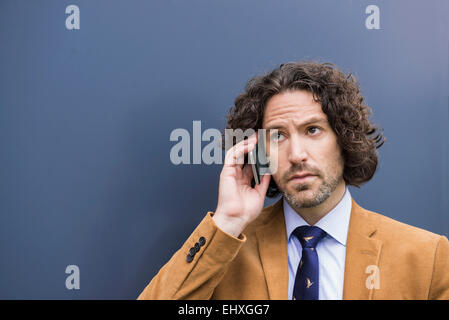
[
  {"left": 343, "top": 199, "right": 382, "bottom": 300},
  {"left": 255, "top": 197, "right": 383, "bottom": 300},
  {"left": 256, "top": 199, "right": 289, "bottom": 299}
]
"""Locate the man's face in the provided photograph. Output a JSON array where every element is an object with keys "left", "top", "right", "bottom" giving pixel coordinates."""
[{"left": 262, "top": 89, "right": 345, "bottom": 209}]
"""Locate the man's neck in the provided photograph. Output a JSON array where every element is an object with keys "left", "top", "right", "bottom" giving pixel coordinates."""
[{"left": 294, "top": 180, "right": 347, "bottom": 226}]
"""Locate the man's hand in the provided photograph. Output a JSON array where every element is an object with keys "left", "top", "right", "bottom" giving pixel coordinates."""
[{"left": 213, "top": 133, "right": 271, "bottom": 238}]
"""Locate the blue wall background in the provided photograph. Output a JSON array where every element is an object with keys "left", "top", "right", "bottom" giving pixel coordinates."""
[{"left": 0, "top": 0, "right": 448, "bottom": 299}]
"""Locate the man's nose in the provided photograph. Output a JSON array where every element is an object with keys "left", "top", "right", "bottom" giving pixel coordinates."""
[{"left": 287, "top": 136, "right": 308, "bottom": 164}]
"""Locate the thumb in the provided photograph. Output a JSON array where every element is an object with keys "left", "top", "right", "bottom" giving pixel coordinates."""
[{"left": 255, "top": 174, "right": 271, "bottom": 196}]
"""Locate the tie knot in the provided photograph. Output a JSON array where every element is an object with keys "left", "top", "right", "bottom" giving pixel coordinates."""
[{"left": 292, "top": 225, "right": 327, "bottom": 249}]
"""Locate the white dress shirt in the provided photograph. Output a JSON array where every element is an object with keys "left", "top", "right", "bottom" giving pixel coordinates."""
[{"left": 284, "top": 187, "right": 352, "bottom": 300}]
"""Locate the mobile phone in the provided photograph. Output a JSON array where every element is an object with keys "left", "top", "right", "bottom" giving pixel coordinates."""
[
  {"left": 247, "top": 133, "right": 270, "bottom": 185},
  {"left": 248, "top": 146, "right": 260, "bottom": 184}
]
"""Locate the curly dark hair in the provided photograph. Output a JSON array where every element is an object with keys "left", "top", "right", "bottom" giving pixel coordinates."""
[{"left": 224, "top": 60, "right": 385, "bottom": 198}]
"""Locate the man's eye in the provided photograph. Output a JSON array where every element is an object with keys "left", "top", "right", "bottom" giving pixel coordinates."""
[
  {"left": 307, "top": 126, "right": 321, "bottom": 135},
  {"left": 271, "top": 132, "right": 285, "bottom": 141}
]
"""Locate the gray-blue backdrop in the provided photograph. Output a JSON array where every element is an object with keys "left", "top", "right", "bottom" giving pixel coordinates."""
[{"left": 0, "top": 0, "right": 448, "bottom": 299}]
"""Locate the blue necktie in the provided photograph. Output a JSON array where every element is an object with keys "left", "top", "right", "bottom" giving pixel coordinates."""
[{"left": 292, "top": 225, "right": 327, "bottom": 300}]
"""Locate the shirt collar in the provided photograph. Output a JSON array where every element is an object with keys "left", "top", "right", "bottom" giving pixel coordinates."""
[{"left": 283, "top": 186, "right": 352, "bottom": 246}]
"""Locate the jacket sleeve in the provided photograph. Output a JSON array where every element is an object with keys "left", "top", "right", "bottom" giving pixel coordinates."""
[
  {"left": 137, "top": 212, "right": 246, "bottom": 300},
  {"left": 428, "top": 235, "right": 449, "bottom": 299}
]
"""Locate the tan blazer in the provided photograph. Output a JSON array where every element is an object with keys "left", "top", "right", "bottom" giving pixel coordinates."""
[{"left": 138, "top": 198, "right": 449, "bottom": 300}]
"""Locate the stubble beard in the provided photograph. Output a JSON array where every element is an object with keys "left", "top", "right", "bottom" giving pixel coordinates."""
[{"left": 281, "top": 171, "right": 343, "bottom": 210}]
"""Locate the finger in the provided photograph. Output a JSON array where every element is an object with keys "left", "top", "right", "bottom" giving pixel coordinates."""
[
  {"left": 224, "top": 132, "right": 257, "bottom": 159},
  {"left": 231, "top": 132, "right": 258, "bottom": 149},
  {"left": 224, "top": 140, "right": 256, "bottom": 167},
  {"left": 241, "top": 163, "right": 254, "bottom": 184},
  {"left": 254, "top": 174, "right": 271, "bottom": 196}
]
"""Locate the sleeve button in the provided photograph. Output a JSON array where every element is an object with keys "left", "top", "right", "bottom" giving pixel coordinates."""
[
  {"left": 199, "top": 237, "right": 206, "bottom": 246},
  {"left": 194, "top": 243, "right": 200, "bottom": 252},
  {"left": 186, "top": 253, "right": 194, "bottom": 263}
]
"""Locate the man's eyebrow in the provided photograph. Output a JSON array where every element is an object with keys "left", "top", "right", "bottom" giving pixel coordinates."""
[{"left": 265, "top": 116, "right": 328, "bottom": 130}]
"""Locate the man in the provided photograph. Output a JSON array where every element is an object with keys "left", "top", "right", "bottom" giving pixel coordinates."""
[{"left": 138, "top": 61, "right": 449, "bottom": 300}]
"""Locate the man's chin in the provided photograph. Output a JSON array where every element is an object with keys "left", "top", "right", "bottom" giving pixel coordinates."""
[
  {"left": 282, "top": 183, "right": 327, "bottom": 208},
  {"left": 284, "top": 195, "right": 319, "bottom": 209}
]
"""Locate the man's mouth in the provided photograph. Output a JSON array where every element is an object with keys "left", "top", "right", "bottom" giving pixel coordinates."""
[{"left": 288, "top": 173, "right": 317, "bottom": 183}]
